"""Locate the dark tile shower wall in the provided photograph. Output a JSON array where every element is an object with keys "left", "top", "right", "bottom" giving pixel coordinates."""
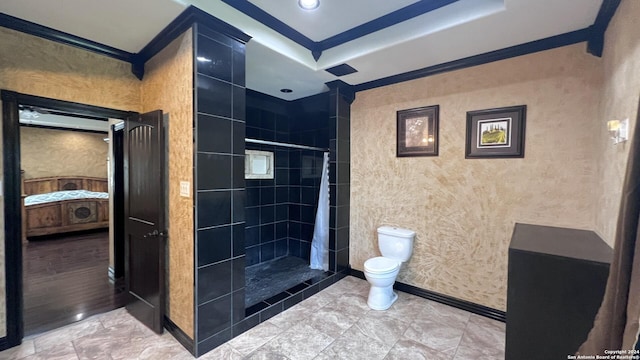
[
  {"left": 245, "top": 91, "right": 329, "bottom": 266},
  {"left": 288, "top": 93, "right": 330, "bottom": 262},
  {"left": 244, "top": 146, "right": 323, "bottom": 266},
  {"left": 172, "top": 14, "right": 352, "bottom": 358},
  {"left": 289, "top": 93, "right": 330, "bottom": 149},
  {"left": 287, "top": 149, "right": 323, "bottom": 261},
  {"left": 193, "top": 24, "right": 247, "bottom": 356},
  {"left": 327, "top": 83, "right": 352, "bottom": 273},
  {"left": 244, "top": 145, "right": 290, "bottom": 267},
  {"left": 241, "top": 89, "right": 350, "bottom": 335},
  {"left": 245, "top": 91, "right": 291, "bottom": 266}
]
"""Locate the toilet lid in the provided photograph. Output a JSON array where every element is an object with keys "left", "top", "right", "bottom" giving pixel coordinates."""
[{"left": 364, "top": 257, "right": 399, "bottom": 274}]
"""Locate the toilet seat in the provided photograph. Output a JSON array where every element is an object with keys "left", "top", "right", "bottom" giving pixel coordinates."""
[{"left": 364, "top": 257, "right": 400, "bottom": 274}]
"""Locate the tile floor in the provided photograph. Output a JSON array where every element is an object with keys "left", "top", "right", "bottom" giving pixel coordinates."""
[{"left": 0, "top": 276, "right": 505, "bottom": 360}]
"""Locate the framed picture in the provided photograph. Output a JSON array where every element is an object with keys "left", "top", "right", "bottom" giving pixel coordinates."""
[
  {"left": 465, "top": 105, "right": 526, "bottom": 159},
  {"left": 397, "top": 105, "right": 439, "bottom": 157}
]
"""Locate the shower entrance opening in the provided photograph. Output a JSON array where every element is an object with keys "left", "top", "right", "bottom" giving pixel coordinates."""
[{"left": 244, "top": 135, "right": 331, "bottom": 310}]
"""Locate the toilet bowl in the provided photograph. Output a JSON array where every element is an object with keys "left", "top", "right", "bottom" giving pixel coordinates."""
[
  {"left": 364, "top": 257, "right": 400, "bottom": 310},
  {"left": 363, "top": 226, "right": 415, "bottom": 310}
]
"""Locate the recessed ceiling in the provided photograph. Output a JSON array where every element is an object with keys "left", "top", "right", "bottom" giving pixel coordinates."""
[
  {"left": 247, "top": 0, "right": 421, "bottom": 41},
  {"left": 0, "top": 0, "right": 604, "bottom": 100},
  {"left": 0, "top": 0, "right": 185, "bottom": 53}
]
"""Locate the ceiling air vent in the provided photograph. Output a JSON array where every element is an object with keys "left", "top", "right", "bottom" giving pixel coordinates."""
[{"left": 325, "top": 63, "right": 358, "bottom": 77}]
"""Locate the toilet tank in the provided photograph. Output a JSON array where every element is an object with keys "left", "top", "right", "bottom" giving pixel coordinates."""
[{"left": 377, "top": 226, "right": 415, "bottom": 262}]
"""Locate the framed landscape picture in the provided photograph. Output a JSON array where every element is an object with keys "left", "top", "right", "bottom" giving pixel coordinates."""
[
  {"left": 397, "top": 105, "right": 439, "bottom": 157},
  {"left": 465, "top": 105, "right": 526, "bottom": 159}
]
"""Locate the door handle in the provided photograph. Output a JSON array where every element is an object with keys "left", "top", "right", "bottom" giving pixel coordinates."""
[
  {"left": 143, "top": 230, "right": 167, "bottom": 238},
  {"left": 144, "top": 230, "right": 159, "bottom": 238}
]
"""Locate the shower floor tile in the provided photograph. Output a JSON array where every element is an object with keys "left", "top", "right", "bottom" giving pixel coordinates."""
[{"left": 245, "top": 256, "right": 327, "bottom": 307}]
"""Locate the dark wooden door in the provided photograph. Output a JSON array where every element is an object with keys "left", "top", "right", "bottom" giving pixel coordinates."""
[{"left": 124, "top": 110, "right": 165, "bottom": 334}]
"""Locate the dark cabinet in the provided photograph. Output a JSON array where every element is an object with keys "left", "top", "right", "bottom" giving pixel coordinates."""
[{"left": 506, "top": 223, "right": 612, "bottom": 360}]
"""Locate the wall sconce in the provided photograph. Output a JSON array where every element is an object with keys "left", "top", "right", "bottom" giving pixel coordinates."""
[{"left": 607, "top": 119, "right": 629, "bottom": 144}]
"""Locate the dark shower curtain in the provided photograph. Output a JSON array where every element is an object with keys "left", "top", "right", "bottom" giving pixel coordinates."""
[{"left": 578, "top": 99, "right": 640, "bottom": 354}]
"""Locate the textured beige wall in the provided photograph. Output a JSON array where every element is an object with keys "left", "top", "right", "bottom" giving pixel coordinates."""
[
  {"left": 351, "top": 44, "right": 603, "bottom": 310},
  {"left": 20, "top": 127, "right": 108, "bottom": 180},
  {"left": 0, "top": 27, "right": 141, "bottom": 339},
  {"left": 141, "top": 29, "right": 194, "bottom": 339},
  {"left": 595, "top": 0, "right": 640, "bottom": 246},
  {"left": 0, "top": 29, "right": 140, "bottom": 110}
]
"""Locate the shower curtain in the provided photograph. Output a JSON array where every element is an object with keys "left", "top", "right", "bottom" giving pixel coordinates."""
[{"left": 310, "top": 152, "right": 329, "bottom": 271}]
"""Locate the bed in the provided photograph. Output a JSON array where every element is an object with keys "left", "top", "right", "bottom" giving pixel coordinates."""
[{"left": 21, "top": 174, "right": 109, "bottom": 239}]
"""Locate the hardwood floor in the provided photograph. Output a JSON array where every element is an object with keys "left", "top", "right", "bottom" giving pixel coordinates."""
[{"left": 23, "top": 230, "right": 127, "bottom": 336}]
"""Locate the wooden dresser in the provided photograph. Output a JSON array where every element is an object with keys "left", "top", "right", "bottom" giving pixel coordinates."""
[{"left": 506, "top": 223, "right": 612, "bottom": 360}]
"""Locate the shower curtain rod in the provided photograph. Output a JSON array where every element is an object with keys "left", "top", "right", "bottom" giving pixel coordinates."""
[{"left": 245, "top": 138, "right": 329, "bottom": 152}]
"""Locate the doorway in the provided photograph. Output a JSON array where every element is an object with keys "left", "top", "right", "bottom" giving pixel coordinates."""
[
  {"left": 1, "top": 91, "right": 133, "bottom": 346},
  {"left": 19, "top": 117, "right": 126, "bottom": 335}
]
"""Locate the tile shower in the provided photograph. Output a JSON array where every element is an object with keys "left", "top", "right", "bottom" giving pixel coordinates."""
[
  {"left": 244, "top": 90, "right": 330, "bottom": 307},
  {"left": 192, "top": 19, "right": 353, "bottom": 356}
]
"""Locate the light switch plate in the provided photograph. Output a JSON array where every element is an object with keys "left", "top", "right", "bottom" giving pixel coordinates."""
[
  {"left": 180, "top": 181, "right": 190, "bottom": 197},
  {"left": 619, "top": 118, "right": 629, "bottom": 143}
]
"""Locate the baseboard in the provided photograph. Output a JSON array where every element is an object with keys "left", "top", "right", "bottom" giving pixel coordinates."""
[
  {"left": 350, "top": 269, "right": 506, "bottom": 322},
  {"left": 164, "top": 316, "right": 195, "bottom": 356},
  {"left": 0, "top": 336, "right": 8, "bottom": 351}
]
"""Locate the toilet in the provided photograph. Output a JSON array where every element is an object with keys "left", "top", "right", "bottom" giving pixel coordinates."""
[{"left": 363, "top": 226, "right": 416, "bottom": 310}]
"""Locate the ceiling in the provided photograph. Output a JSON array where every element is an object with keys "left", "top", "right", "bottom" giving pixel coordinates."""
[
  {"left": 19, "top": 108, "right": 112, "bottom": 132},
  {"left": 0, "top": 0, "right": 604, "bottom": 100}
]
